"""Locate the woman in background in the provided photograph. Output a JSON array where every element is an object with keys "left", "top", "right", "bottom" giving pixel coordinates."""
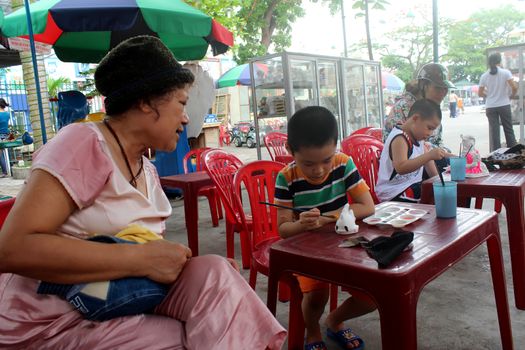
[
  {"left": 0, "top": 98, "right": 11, "bottom": 177},
  {"left": 479, "top": 52, "right": 518, "bottom": 151}
]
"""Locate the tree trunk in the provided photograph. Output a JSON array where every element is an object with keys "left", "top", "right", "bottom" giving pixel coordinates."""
[
  {"left": 261, "top": 0, "right": 279, "bottom": 51},
  {"left": 364, "top": 0, "right": 374, "bottom": 61},
  {"left": 11, "top": 0, "right": 55, "bottom": 149}
]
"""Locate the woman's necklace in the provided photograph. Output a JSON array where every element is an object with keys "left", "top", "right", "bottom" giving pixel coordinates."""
[{"left": 103, "top": 119, "right": 143, "bottom": 188}]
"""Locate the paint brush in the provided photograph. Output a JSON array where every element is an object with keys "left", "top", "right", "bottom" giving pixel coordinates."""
[
  {"left": 259, "top": 201, "right": 338, "bottom": 219},
  {"left": 436, "top": 161, "right": 446, "bottom": 186},
  {"left": 465, "top": 144, "right": 474, "bottom": 158}
]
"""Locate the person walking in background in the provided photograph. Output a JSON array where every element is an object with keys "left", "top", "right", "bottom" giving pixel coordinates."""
[
  {"left": 457, "top": 96, "right": 464, "bottom": 115},
  {"left": 0, "top": 98, "right": 11, "bottom": 177},
  {"left": 479, "top": 52, "right": 518, "bottom": 151},
  {"left": 448, "top": 91, "right": 458, "bottom": 118}
]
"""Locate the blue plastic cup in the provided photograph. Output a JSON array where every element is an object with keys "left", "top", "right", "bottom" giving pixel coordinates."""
[
  {"left": 450, "top": 157, "right": 466, "bottom": 181},
  {"left": 433, "top": 181, "right": 457, "bottom": 218}
]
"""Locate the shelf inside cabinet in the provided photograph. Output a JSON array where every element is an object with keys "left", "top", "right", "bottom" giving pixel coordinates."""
[
  {"left": 256, "top": 80, "right": 314, "bottom": 90},
  {"left": 257, "top": 113, "right": 287, "bottom": 119}
]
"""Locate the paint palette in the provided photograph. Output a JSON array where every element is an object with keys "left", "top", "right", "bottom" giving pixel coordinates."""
[{"left": 363, "top": 206, "right": 427, "bottom": 228}]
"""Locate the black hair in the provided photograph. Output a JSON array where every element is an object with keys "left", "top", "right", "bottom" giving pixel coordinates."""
[
  {"left": 287, "top": 106, "right": 338, "bottom": 153},
  {"left": 0, "top": 98, "right": 9, "bottom": 109},
  {"left": 407, "top": 99, "right": 442, "bottom": 121},
  {"left": 417, "top": 79, "right": 431, "bottom": 99},
  {"left": 489, "top": 53, "right": 501, "bottom": 75},
  {"left": 405, "top": 80, "right": 422, "bottom": 98},
  {"left": 95, "top": 36, "right": 194, "bottom": 115}
]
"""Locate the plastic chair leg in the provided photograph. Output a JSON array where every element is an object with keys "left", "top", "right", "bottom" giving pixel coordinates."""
[
  {"left": 226, "top": 220, "right": 235, "bottom": 260},
  {"left": 206, "top": 192, "right": 219, "bottom": 227},
  {"left": 239, "top": 229, "right": 251, "bottom": 270},
  {"left": 216, "top": 194, "right": 223, "bottom": 220},
  {"left": 329, "top": 284, "right": 338, "bottom": 311}
]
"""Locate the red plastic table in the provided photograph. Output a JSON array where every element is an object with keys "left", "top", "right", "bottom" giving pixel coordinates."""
[
  {"left": 421, "top": 169, "right": 525, "bottom": 309},
  {"left": 267, "top": 202, "right": 513, "bottom": 350},
  {"left": 160, "top": 171, "right": 214, "bottom": 256}
]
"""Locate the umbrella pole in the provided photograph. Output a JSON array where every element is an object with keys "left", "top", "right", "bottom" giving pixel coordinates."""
[{"left": 23, "top": 0, "right": 47, "bottom": 144}]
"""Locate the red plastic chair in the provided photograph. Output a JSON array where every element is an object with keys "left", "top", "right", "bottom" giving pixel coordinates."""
[
  {"left": 350, "top": 126, "right": 373, "bottom": 136},
  {"left": 203, "top": 150, "right": 251, "bottom": 269},
  {"left": 233, "top": 161, "right": 284, "bottom": 286},
  {"left": 233, "top": 160, "right": 292, "bottom": 303},
  {"left": 341, "top": 134, "right": 384, "bottom": 204},
  {"left": 183, "top": 148, "right": 223, "bottom": 227},
  {"left": 365, "top": 127, "right": 383, "bottom": 141},
  {"left": 0, "top": 197, "right": 15, "bottom": 229},
  {"left": 264, "top": 132, "right": 290, "bottom": 162}
]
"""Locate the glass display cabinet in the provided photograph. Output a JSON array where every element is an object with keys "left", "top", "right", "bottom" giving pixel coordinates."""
[{"left": 250, "top": 52, "right": 383, "bottom": 159}]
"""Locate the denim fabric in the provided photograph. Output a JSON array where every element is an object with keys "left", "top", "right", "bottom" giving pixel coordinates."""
[{"left": 37, "top": 236, "right": 169, "bottom": 322}]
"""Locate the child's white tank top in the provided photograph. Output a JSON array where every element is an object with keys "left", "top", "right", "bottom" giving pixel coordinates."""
[{"left": 375, "top": 127, "right": 425, "bottom": 202}]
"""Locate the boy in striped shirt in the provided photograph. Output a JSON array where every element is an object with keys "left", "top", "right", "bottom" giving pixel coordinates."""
[{"left": 275, "top": 106, "right": 375, "bottom": 350}]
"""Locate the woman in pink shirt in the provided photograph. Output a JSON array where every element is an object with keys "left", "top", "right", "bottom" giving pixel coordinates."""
[{"left": 0, "top": 36, "right": 286, "bottom": 349}]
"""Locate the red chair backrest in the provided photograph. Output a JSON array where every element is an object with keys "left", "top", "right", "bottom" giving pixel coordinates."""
[
  {"left": 183, "top": 147, "right": 212, "bottom": 173},
  {"left": 264, "top": 132, "right": 289, "bottom": 161},
  {"left": 0, "top": 197, "right": 15, "bottom": 229},
  {"left": 234, "top": 161, "right": 285, "bottom": 249},
  {"left": 350, "top": 126, "right": 373, "bottom": 136},
  {"left": 203, "top": 150, "right": 244, "bottom": 222},
  {"left": 365, "top": 127, "right": 383, "bottom": 141},
  {"left": 341, "top": 135, "right": 383, "bottom": 204}
]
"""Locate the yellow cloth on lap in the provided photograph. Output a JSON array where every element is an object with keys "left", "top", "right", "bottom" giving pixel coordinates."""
[{"left": 115, "top": 224, "right": 163, "bottom": 243}]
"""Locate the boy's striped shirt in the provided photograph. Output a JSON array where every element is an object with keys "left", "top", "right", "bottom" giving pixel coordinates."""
[{"left": 274, "top": 152, "right": 369, "bottom": 213}]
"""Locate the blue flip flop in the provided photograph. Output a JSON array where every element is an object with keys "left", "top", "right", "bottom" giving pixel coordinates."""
[
  {"left": 327, "top": 328, "right": 365, "bottom": 350},
  {"left": 304, "top": 340, "right": 327, "bottom": 350}
]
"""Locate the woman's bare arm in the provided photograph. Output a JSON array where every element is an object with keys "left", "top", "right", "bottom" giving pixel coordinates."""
[{"left": 0, "top": 170, "right": 190, "bottom": 284}]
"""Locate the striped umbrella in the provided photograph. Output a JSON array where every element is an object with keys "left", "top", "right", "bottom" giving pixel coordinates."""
[
  {"left": 381, "top": 72, "right": 405, "bottom": 91},
  {"left": 216, "top": 63, "right": 268, "bottom": 88},
  {"left": 0, "top": 0, "right": 234, "bottom": 63}
]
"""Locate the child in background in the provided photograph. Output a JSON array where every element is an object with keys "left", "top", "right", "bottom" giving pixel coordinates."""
[
  {"left": 375, "top": 99, "right": 454, "bottom": 202},
  {"left": 274, "top": 106, "right": 375, "bottom": 350}
]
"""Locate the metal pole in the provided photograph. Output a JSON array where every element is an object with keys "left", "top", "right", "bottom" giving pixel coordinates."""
[
  {"left": 432, "top": 0, "right": 438, "bottom": 63},
  {"left": 341, "top": 0, "right": 348, "bottom": 57},
  {"left": 23, "top": 0, "right": 47, "bottom": 144}
]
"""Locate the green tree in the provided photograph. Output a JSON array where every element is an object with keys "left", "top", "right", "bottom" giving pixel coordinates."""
[
  {"left": 235, "top": 0, "right": 305, "bottom": 63},
  {"left": 47, "top": 77, "right": 71, "bottom": 99},
  {"left": 444, "top": 5, "right": 525, "bottom": 83},
  {"left": 351, "top": 0, "right": 389, "bottom": 60},
  {"left": 188, "top": 0, "right": 306, "bottom": 64},
  {"left": 316, "top": 0, "right": 389, "bottom": 60},
  {"left": 376, "top": 21, "right": 439, "bottom": 81}
]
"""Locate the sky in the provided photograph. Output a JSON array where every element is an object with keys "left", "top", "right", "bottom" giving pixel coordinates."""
[{"left": 290, "top": 0, "right": 525, "bottom": 58}]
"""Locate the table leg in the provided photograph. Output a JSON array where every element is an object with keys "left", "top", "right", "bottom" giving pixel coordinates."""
[
  {"left": 267, "top": 263, "right": 279, "bottom": 315},
  {"left": 487, "top": 234, "right": 514, "bottom": 350},
  {"left": 376, "top": 289, "right": 418, "bottom": 350},
  {"left": 503, "top": 192, "right": 525, "bottom": 309},
  {"left": 183, "top": 184, "right": 199, "bottom": 256},
  {"left": 2, "top": 148, "right": 10, "bottom": 176}
]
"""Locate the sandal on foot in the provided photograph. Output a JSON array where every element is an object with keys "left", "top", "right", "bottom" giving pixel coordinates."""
[
  {"left": 327, "top": 328, "right": 365, "bottom": 350},
  {"left": 304, "top": 340, "right": 327, "bottom": 350}
]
